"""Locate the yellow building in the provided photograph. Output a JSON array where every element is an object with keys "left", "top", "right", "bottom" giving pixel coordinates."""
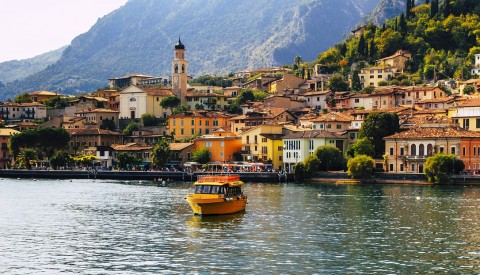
[
  {"left": 358, "top": 66, "right": 396, "bottom": 87},
  {"left": 168, "top": 110, "right": 233, "bottom": 140},
  {"left": 240, "top": 124, "right": 285, "bottom": 171},
  {"left": 0, "top": 128, "right": 20, "bottom": 169}
]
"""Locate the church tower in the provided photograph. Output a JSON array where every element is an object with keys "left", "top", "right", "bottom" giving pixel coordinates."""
[{"left": 172, "top": 37, "right": 188, "bottom": 104}]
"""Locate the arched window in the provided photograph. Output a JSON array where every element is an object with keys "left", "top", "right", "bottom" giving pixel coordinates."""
[
  {"left": 411, "top": 144, "right": 416, "bottom": 156},
  {"left": 419, "top": 144, "right": 425, "bottom": 156},
  {"left": 174, "top": 64, "right": 178, "bottom": 73},
  {"left": 182, "top": 64, "right": 185, "bottom": 73},
  {"left": 427, "top": 144, "right": 433, "bottom": 156}
]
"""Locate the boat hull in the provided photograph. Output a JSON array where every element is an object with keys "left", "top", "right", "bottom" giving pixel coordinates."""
[{"left": 186, "top": 195, "right": 247, "bottom": 215}]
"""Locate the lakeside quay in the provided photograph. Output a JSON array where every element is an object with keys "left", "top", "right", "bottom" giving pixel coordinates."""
[
  {"left": 2, "top": 169, "right": 480, "bottom": 184},
  {"left": 0, "top": 169, "right": 293, "bottom": 183}
]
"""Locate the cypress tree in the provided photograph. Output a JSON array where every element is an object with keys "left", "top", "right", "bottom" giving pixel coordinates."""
[
  {"left": 358, "top": 34, "right": 366, "bottom": 59},
  {"left": 369, "top": 39, "right": 376, "bottom": 60},
  {"left": 425, "top": 0, "right": 429, "bottom": 4},
  {"left": 406, "top": 0, "right": 411, "bottom": 17},
  {"left": 443, "top": 0, "right": 451, "bottom": 17},
  {"left": 399, "top": 13, "right": 407, "bottom": 35}
]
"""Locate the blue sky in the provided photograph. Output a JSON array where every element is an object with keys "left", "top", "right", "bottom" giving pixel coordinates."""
[{"left": 0, "top": 0, "right": 127, "bottom": 62}]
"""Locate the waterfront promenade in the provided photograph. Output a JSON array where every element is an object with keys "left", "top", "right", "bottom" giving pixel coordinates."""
[{"left": 0, "top": 169, "right": 293, "bottom": 183}]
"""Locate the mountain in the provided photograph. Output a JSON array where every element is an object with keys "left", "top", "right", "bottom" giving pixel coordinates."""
[
  {"left": 0, "top": 46, "right": 66, "bottom": 83},
  {"left": 0, "top": 0, "right": 383, "bottom": 99},
  {"left": 360, "top": 0, "right": 406, "bottom": 26}
]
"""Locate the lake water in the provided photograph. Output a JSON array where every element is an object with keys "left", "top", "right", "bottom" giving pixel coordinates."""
[{"left": 0, "top": 178, "right": 479, "bottom": 274}]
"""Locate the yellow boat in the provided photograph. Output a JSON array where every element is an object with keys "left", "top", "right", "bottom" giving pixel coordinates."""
[{"left": 186, "top": 174, "right": 247, "bottom": 215}]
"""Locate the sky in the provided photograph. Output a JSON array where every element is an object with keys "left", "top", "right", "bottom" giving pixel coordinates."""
[{"left": 0, "top": 0, "right": 128, "bottom": 62}]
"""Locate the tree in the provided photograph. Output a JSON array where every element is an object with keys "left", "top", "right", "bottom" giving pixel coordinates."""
[
  {"left": 237, "top": 89, "right": 255, "bottom": 104},
  {"left": 327, "top": 74, "right": 349, "bottom": 92},
  {"left": 17, "top": 148, "right": 38, "bottom": 169},
  {"left": 351, "top": 138, "right": 375, "bottom": 157},
  {"left": 293, "top": 162, "right": 306, "bottom": 181},
  {"left": 152, "top": 138, "right": 171, "bottom": 168},
  {"left": 160, "top": 96, "right": 181, "bottom": 114},
  {"left": 358, "top": 112, "right": 400, "bottom": 158},
  {"left": 357, "top": 34, "right": 366, "bottom": 58},
  {"left": 347, "top": 155, "right": 375, "bottom": 179},
  {"left": 49, "top": 151, "right": 72, "bottom": 169},
  {"left": 42, "top": 96, "right": 69, "bottom": 109},
  {"left": 425, "top": 153, "right": 465, "bottom": 183},
  {"left": 14, "top": 93, "right": 33, "bottom": 103},
  {"left": 315, "top": 145, "right": 345, "bottom": 171},
  {"left": 122, "top": 120, "right": 139, "bottom": 135},
  {"left": 463, "top": 85, "right": 475, "bottom": 95},
  {"left": 101, "top": 120, "right": 116, "bottom": 131},
  {"left": 303, "top": 154, "right": 321, "bottom": 177},
  {"left": 351, "top": 70, "right": 362, "bottom": 92},
  {"left": 116, "top": 153, "right": 141, "bottom": 170},
  {"left": 9, "top": 127, "right": 70, "bottom": 160},
  {"left": 192, "top": 147, "right": 210, "bottom": 164},
  {"left": 141, "top": 113, "right": 158, "bottom": 126}
]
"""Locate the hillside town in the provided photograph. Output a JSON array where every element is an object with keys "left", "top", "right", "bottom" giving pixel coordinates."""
[{"left": 2, "top": 35, "right": 480, "bottom": 179}]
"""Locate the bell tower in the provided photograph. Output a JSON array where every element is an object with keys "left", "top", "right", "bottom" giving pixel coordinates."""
[{"left": 172, "top": 37, "right": 188, "bottom": 104}]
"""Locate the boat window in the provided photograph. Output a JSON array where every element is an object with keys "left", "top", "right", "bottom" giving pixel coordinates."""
[
  {"left": 203, "top": 185, "right": 212, "bottom": 194},
  {"left": 195, "top": 185, "right": 203, "bottom": 193},
  {"left": 211, "top": 186, "right": 219, "bottom": 194}
]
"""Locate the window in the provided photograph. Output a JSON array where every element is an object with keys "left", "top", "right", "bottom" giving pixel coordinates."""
[
  {"left": 463, "top": 146, "right": 466, "bottom": 156},
  {"left": 400, "top": 147, "right": 404, "bottom": 156},
  {"left": 191, "top": 119, "right": 194, "bottom": 125},
  {"left": 191, "top": 129, "right": 194, "bottom": 135},
  {"left": 451, "top": 146, "right": 456, "bottom": 154},
  {"left": 389, "top": 147, "right": 394, "bottom": 155},
  {"left": 474, "top": 147, "right": 477, "bottom": 156},
  {"left": 355, "top": 99, "right": 359, "bottom": 103},
  {"left": 440, "top": 146, "right": 444, "bottom": 153},
  {"left": 336, "top": 124, "right": 342, "bottom": 129},
  {"left": 262, "top": 146, "right": 267, "bottom": 154},
  {"left": 220, "top": 141, "right": 224, "bottom": 147},
  {"left": 213, "top": 120, "right": 219, "bottom": 126},
  {"left": 350, "top": 133, "right": 356, "bottom": 139},
  {"left": 400, "top": 164, "right": 404, "bottom": 171},
  {"left": 173, "top": 120, "right": 176, "bottom": 126},
  {"left": 464, "top": 119, "right": 470, "bottom": 129},
  {"left": 327, "top": 124, "right": 331, "bottom": 129},
  {"left": 389, "top": 164, "right": 394, "bottom": 172},
  {"left": 181, "top": 129, "right": 184, "bottom": 135},
  {"left": 262, "top": 137, "right": 267, "bottom": 142}
]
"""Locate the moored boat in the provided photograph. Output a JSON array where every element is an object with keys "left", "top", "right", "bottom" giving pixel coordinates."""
[{"left": 186, "top": 174, "right": 247, "bottom": 215}]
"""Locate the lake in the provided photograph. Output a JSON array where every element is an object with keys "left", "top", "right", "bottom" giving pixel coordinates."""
[{"left": 0, "top": 179, "right": 479, "bottom": 274}]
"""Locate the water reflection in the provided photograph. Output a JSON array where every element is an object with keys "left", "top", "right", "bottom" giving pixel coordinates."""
[{"left": 1, "top": 179, "right": 480, "bottom": 273}]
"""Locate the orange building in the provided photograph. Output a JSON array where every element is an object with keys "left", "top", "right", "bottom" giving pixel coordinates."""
[
  {"left": 460, "top": 137, "right": 480, "bottom": 173},
  {"left": 0, "top": 129, "right": 20, "bottom": 169},
  {"left": 168, "top": 110, "right": 233, "bottom": 140},
  {"left": 193, "top": 129, "right": 241, "bottom": 163}
]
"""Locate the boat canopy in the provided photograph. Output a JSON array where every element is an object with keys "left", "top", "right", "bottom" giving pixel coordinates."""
[{"left": 194, "top": 175, "right": 244, "bottom": 187}]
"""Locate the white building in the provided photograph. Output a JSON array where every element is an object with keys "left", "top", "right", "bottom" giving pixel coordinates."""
[
  {"left": 282, "top": 130, "right": 347, "bottom": 172},
  {"left": 472, "top": 54, "right": 480, "bottom": 76}
]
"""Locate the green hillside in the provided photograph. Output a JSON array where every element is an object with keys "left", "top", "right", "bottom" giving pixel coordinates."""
[{"left": 312, "top": 0, "right": 480, "bottom": 85}]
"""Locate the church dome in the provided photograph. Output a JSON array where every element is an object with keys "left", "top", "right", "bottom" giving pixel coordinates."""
[{"left": 175, "top": 38, "right": 185, "bottom": 50}]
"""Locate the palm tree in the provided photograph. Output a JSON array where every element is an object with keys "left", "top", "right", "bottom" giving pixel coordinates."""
[{"left": 17, "top": 148, "right": 38, "bottom": 170}]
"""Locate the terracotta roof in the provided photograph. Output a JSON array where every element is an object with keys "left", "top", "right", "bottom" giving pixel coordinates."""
[
  {"left": 112, "top": 142, "right": 152, "bottom": 151},
  {"left": 385, "top": 126, "right": 480, "bottom": 139},
  {"left": 169, "top": 142, "right": 193, "bottom": 151},
  {"left": 457, "top": 98, "right": 480, "bottom": 107},
  {"left": 304, "top": 90, "right": 330, "bottom": 96},
  {"left": 28, "top": 90, "right": 59, "bottom": 96},
  {"left": 283, "top": 130, "right": 346, "bottom": 139},
  {"left": 169, "top": 110, "right": 232, "bottom": 118},
  {"left": 75, "top": 108, "right": 119, "bottom": 114},
  {"left": 0, "top": 129, "right": 20, "bottom": 136},
  {"left": 67, "top": 128, "right": 122, "bottom": 136},
  {"left": 144, "top": 87, "right": 174, "bottom": 97},
  {"left": 311, "top": 112, "right": 353, "bottom": 123},
  {"left": 0, "top": 102, "right": 46, "bottom": 107},
  {"left": 416, "top": 97, "right": 453, "bottom": 104}
]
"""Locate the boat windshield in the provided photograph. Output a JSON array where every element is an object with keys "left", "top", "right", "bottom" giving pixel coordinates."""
[{"left": 195, "top": 185, "right": 225, "bottom": 194}]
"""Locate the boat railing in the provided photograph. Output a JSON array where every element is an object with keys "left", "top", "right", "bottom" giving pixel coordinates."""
[{"left": 197, "top": 174, "right": 240, "bottom": 183}]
